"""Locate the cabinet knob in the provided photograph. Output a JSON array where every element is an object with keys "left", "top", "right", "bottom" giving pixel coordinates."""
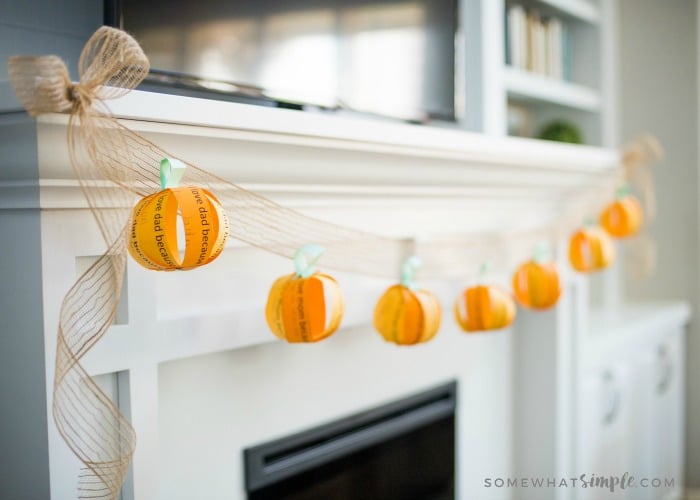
[
  {"left": 657, "top": 345, "right": 674, "bottom": 394},
  {"left": 602, "top": 370, "right": 621, "bottom": 425}
]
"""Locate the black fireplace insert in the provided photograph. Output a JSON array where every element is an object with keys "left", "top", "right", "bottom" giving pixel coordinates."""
[{"left": 244, "top": 381, "right": 456, "bottom": 500}]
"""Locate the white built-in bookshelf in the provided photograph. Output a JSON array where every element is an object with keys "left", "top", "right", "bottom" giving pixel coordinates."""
[
  {"left": 461, "top": 0, "right": 615, "bottom": 146},
  {"left": 504, "top": 67, "right": 601, "bottom": 112},
  {"left": 535, "top": 0, "right": 601, "bottom": 24}
]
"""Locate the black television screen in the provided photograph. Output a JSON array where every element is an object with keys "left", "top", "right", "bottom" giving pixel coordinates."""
[{"left": 109, "top": 0, "right": 457, "bottom": 121}]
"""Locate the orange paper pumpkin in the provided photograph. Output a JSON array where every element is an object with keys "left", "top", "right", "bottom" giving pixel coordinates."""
[
  {"left": 512, "top": 260, "right": 562, "bottom": 310},
  {"left": 600, "top": 195, "right": 643, "bottom": 238},
  {"left": 128, "top": 186, "right": 229, "bottom": 271},
  {"left": 454, "top": 285, "right": 516, "bottom": 332},
  {"left": 568, "top": 226, "right": 615, "bottom": 273},
  {"left": 374, "top": 285, "right": 442, "bottom": 345},
  {"left": 265, "top": 272, "right": 345, "bottom": 343}
]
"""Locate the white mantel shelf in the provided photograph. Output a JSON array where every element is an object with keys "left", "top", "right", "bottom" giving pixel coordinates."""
[
  {"left": 98, "top": 89, "right": 615, "bottom": 168},
  {"left": 22, "top": 89, "right": 620, "bottom": 211}
]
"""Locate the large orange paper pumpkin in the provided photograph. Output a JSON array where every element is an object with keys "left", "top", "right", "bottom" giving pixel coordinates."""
[
  {"left": 568, "top": 226, "right": 615, "bottom": 273},
  {"left": 128, "top": 186, "right": 229, "bottom": 271},
  {"left": 374, "top": 285, "right": 442, "bottom": 345},
  {"left": 265, "top": 273, "right": 344, "bottom": 343},
  {"left": 512, "top": 260, "right": 562, "bottom": 310},
  {"left": 454, "top": 285, "right": 516, "bottom": 332},
  {"left": 600, "top": 195, "right": 643, "bottom": 238}
]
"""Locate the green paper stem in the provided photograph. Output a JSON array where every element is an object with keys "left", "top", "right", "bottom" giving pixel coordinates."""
[
  {"left": 616, "top": 184, "right": 631, "bottom": 199},
  {"left": 400, "top": 256, "right": 422, "bottom": 290},
  {"left": 160, "top": 158, "right": 186, "bottom": 189},
  {"left": 478, "top": 261, "right": 491, "bottom": 283},
  {"left": 533, "top": 241, "right": 551, "bottom": 264},
  {"left": 294, "top": 244, "right": 326, "bottom": 278}
]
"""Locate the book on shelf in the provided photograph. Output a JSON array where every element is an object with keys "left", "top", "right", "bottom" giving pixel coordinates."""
[
  {"left": 505, "top": 3, "right": 572, "bottom": 81},
  {"left": 547, "top": 18, "right": 563, "bottom": 80}
]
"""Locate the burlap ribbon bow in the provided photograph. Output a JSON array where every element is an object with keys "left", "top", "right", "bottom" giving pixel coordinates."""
[
  {"left": 621, "top": 134, "right": 664, "bottom": 277},
  {"left": 9, "top": 27, "right": 149, "bottom": 117},
  {"left": 621, "top": 134, "right": 663, "bottom": 221}
]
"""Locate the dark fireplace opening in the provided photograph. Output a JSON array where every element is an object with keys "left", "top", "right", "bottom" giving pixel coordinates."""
[{"left": 244, "top": 381, "right": 456, "bottom": 500}]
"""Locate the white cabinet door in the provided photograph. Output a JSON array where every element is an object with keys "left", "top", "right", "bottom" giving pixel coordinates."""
[
  {"left": 626, "top": 330, "right": 684, "bottom": 500},
  {"left": 627, "top": 343, "right": 657, "bottom": 500},
  {"left": 576, "top": 363, "right": 638, "bottom": 500},
  {"left": 649, "top": 332, "right": 685, "bottom": 500}
]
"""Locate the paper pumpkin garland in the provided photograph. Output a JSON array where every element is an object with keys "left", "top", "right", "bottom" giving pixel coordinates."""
[
  {"left": 568, "top": 225, "right": 615, "bottom": 273},
  {"left": 599, "top": 186, "right": 643, "bottom": 238},
  {"left": 6, "top": 26, "right": 660, "bottom": 500},
  {"left": 128, "top": 159, "right": 229, "bottom": 270},
  {"left": 374, "top": 257, "right": 442, "bottom": 345},
  {"left": 265, "top": 245, "right": 345, "bottom": 343},
  {"left": 512, "top": 246, "right": 562, "bottom": 310}
]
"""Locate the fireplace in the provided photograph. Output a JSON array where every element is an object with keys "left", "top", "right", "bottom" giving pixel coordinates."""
[
  {"left": 26, "top": 84, "right": 619, "bottom": 499},
  {"left": 244, "top": 381, "right": 456, "bottom": 499}
]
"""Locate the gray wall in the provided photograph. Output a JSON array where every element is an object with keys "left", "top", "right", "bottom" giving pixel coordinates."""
[
  {"left": 0, "top": 2, "right": 102, "bottom": 498},
  {"left": 617, "top": 0, "right": 700, "bottom": 488},
  {"left": 0, "top": 115, "right": 48, "bottom": 500},
  {"left": 0, "top": 0, "right": 102, "bottom": 110}
]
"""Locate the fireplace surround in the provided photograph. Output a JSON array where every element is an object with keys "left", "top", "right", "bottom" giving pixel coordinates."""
[
  {"left": 1, "top": 87, "right": 624, "bottom": 498},
  {"left": 244, "top": 381, "right": 456, "bottom": 500}
]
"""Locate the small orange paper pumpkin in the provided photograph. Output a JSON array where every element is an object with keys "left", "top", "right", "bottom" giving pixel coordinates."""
[
  {"left": 600, "top": 193, "right": 643, "bottom": 238},
  {"left": 128, "top": 186, "right": 229, "bottom": 271},
  {"left": 568, "top": 226, "right": 615, "bottom": 273},
  {"left": 265, "top": 272, "right": 344, "bottom": 343},
  {"left": 512, "top": 260, "right": 562, "bottom": 310},
  {"left": 454, "top": 285, "right": 516, "bottom": 332},
  {"left": 374, "top": 285, "right": 442, "bottom": 345}
]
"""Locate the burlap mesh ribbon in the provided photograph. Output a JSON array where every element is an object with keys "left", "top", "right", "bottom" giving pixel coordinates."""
[
  {"left": 8, "top": 27, "right": 621, "bottom": 498},
  {"left": 620, "top": 134, "right": 663, "bottom": 277},
  {"left": 9, "top": 27, "right": 148, "bottom": 500}
]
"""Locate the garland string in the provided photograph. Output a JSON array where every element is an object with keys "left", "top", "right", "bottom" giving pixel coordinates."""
[{"left": 8, "top": 26, "right": 624, "bottom": 498}]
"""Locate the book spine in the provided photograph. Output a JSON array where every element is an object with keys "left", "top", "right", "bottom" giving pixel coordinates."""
[
  {"left": 536, "top": 14, "right": 545, "bottom": 75},
  {"left": 548, "top": 18, "right": 562, "bottom": 79},
  {"left": 526, "top": 11, "right": 535, "bottom": 72},
  {"left": 562, "top": 23, "right": 572, "bottom": 81},
  {"left": 505, "top": 5, "right": 511, "bottom": 66},
  {"left": 517, "top": 6, "right": 526, "bottom": 69},
  {"left": 507, "top": 5, "right": 526, "bottom": 69}
]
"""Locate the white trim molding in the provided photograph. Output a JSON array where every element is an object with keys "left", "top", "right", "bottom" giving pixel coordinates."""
[{"left": 0, "top": 89, "right": 623, "bottom": 216}]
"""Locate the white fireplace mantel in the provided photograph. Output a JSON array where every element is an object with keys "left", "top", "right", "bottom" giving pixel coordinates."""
[
  {"left": 5, "top": 89, "right": 621, "bottom": 212},
  {"left": 1, "top": 90, "right": 623, "bottom": 500},
  {"left": 12, "top": 89, "right": 621, "bottom": 372}
]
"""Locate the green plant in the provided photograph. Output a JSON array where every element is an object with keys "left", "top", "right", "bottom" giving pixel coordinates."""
[{"left": 538, "top": 121, "right": 583, "bottom": 144}]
